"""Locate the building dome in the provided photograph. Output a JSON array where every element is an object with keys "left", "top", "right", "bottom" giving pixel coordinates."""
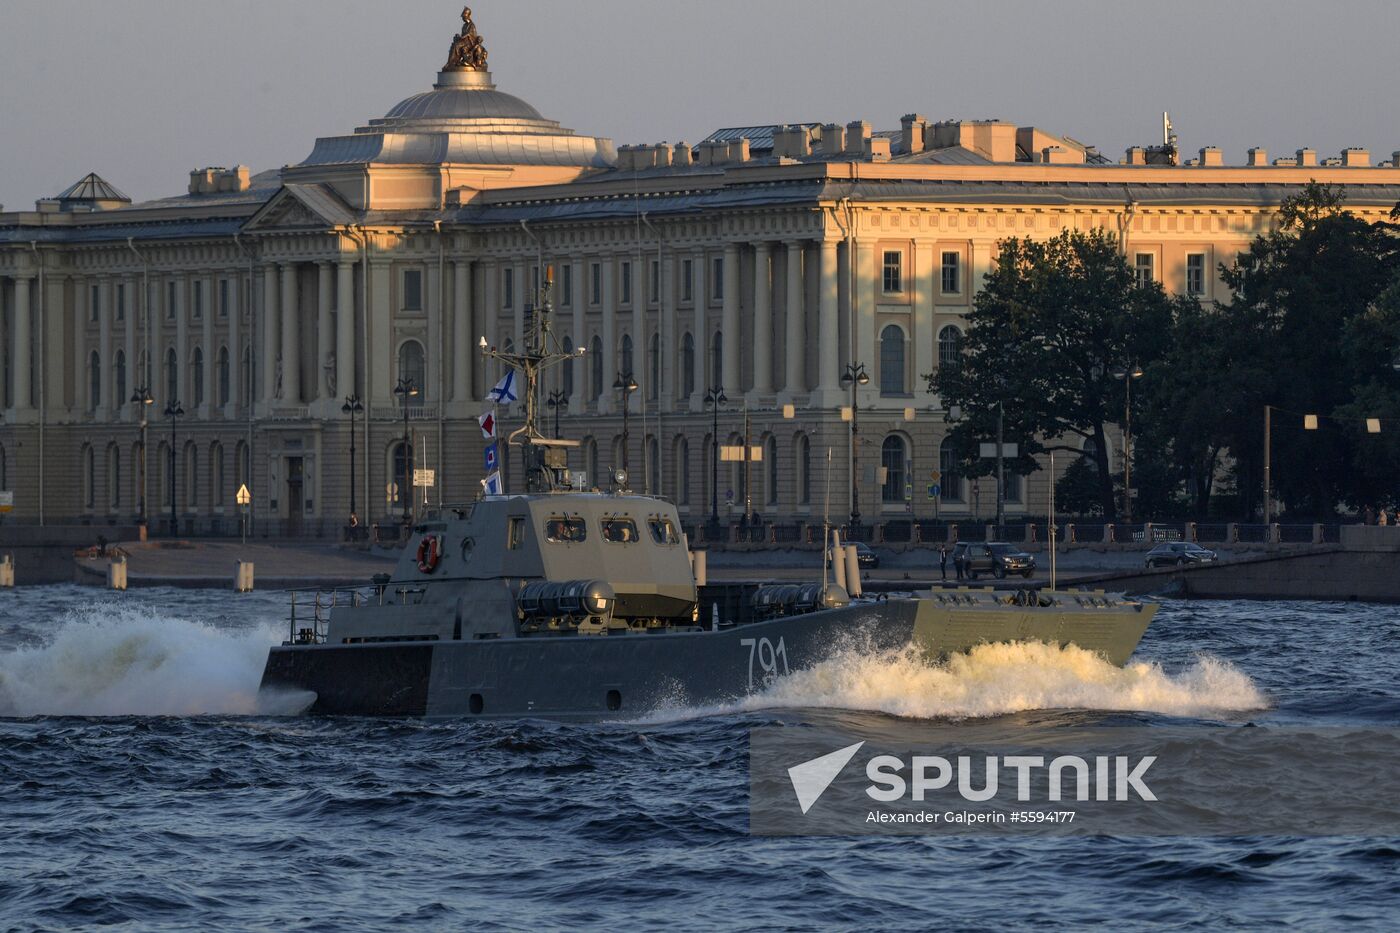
[{"left": 382, "top": 73, "right": 544, "bottom": 125}]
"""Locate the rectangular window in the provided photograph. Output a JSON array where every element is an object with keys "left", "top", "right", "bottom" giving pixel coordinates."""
[
  {"left": 90, "top": 285, "right": 100, "bottom": 322},
  {"left": 167, "top": 281, "right": 177, "bottom": 320},
  {"left": 115, "top": 284, "right": 125, "bottom": 322},
  {"left": 621, "top": 262, "right": 631, "bottom": 305},
  {"left": 713, "top": 257, "right": 724, "bottom": 299},
  {"left": 1135, "top": 253, "right": 1155, "bottom": 289},
  {"left": 940, "top": 252, "right": 961, "bottom": 295},
  {"left": 561, "top": 264, "right": 573, "bottom": 306},
  {"left": 590, "top": 263, "right": 602, "bottom": 305},
  {"left": 507, "top": 516, "right": 525, "bottom": 550},
  {"left": 682, "top": 259, "right": 693, "bottom": 302},
  {"left": 219, "top": 279, "right": 230, "bottom": 318},
  {"left": 882, "top": 250, "right": 903, "bottom": 294},
  {"left": 649, "top": 260, "right": 660, "bottom": 303},
  {"left": 192, "top": 280, "right": 203, "bottom": 319},
  {"left": 1186, "top": 253, "right": 1206, "bottom": 297},
  {"left": 502, "top": 268, "right": 513, "bottom": 309},
  {"left": 403, "top": 269, "right": 423, "bottom": 311}
]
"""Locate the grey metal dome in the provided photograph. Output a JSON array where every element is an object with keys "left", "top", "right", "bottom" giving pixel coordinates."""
[{"left": 385, "top": 87, "right": 543, "bottom": 123}]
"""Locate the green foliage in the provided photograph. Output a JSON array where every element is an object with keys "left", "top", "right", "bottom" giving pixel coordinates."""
[{"left": 1055, "top": 454, "right": 1105, "bottom": 517}]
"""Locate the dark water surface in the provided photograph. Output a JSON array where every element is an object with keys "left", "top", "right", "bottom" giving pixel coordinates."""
[{"left": 1, "top": 586, "right": 1398, "bottom": 930}]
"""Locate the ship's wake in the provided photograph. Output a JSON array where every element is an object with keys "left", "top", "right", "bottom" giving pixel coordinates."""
[
  {"left": 0, "top": 605, "right": 284, "bottom": 718},
  {"left": 646, "top": 641, "right": 1268, "bottom": 723}
]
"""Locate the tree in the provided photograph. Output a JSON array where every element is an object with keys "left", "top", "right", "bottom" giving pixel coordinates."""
[{"left": 927, "top": 230, "right": 1176, "bottom": 519}]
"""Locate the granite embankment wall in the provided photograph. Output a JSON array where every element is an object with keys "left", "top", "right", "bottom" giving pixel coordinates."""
[{"left": 0, "top": 527, "right": 142, "bottom": 585}]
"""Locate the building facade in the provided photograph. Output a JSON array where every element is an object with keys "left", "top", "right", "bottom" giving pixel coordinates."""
[{"left": 2, "top": 8, "right": 1399, "bottom": 538}]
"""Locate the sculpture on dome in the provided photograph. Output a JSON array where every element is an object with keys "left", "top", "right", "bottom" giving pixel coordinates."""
[{"left": 444, "top": 7, "right": 489, "bottom": 72}]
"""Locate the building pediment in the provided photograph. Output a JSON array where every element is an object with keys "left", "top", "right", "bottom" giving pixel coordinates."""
[{"left": 244, "top": 183, "right": 357, "bottom": 232}]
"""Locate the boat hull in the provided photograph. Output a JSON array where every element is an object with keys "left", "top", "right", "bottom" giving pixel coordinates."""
[{"left": 260, "top": 596, "right": 1156, "bottom": 719}]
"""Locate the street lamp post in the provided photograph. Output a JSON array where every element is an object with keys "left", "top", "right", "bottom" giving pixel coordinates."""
[
  {"left": 341, "top": 394, "right": 363, "bottom": 529},
  {"left": 1113, "top": 363, "right": 1145, "bottom": 523},
  {"left": 130, "top": 387, "right": 153, "bottom": 530},
  {"left": 164, "top": 399, "right": 183, "bottom": 536},
  {"left": 547, "top": 390, "right": 568, "bottom": 439},
  {"left": 613, "top": 372, "right": 638, "bottom": 476},
  {"left": 839, "top": 362, "right": 870, "bottom": 531},
  {"left": 704, "top": 386, "right": 727, "bottom": 529},
  {"left": 393, "top": 377, "right": 418, "bottom": 527}
]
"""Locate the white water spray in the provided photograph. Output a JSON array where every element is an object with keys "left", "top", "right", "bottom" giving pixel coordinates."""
[{"left": 0, "top": 605, "right": 285, "bottom": 717}]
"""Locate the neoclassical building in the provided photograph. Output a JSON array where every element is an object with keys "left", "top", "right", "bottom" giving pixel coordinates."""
[{"left": 2, "top": 8, "right": 1399, "bottom": 537}]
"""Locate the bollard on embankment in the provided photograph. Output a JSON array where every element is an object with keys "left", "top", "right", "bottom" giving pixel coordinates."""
[
  {"left": 108, "top": 557, "right": 128, "bottom": 591},
  {"left": 0, "top": 554, "right": 14, "bottom": 588},
  {"left": 235, "top": 561, "right": 255, "bottom": 592}
]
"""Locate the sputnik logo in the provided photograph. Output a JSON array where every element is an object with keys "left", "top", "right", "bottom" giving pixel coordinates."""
[{"left": 787, "top": 742, "right": 865, "bottom": 814}]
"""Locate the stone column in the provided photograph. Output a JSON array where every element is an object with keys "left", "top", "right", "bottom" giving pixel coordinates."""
[
  {"left": 630, "top": 259, "right": 644, "bottom": 413},
  {"left": 750, "top": 241, "right": 773, "bottom": 397},
  {"left": 11, "top": 274, "right": 31, "bottom": 409},
  {"left": 124, "top": 275, "right": 137, "bottom": 409},
  {"left": 721, "top": 243, "right": 740, "bottom": 393},
  {"left": 280, "top": 262, "right": 300, "bottom": 403},
  {"left": 452, "top": 259, "right": 472, "bottom": 401},
  {"left": 659, "top": 252, "right": 675, "bottom": 407},
  {"left": 599, "top": 256, "right": 615, "bottom": 414},
  {"left": 261, "top": 265, "right": 278, "bottom": 403},
  {"left": 816, "top": 241, "right": 840, "bottom": 398},
  {"left": 570, "top": 259, "right": 585, "bottom": 401},
  {"left": 99, "top": 277, "right": 114, "bottom": 412},
  {"left": 854, "top": 242, "right": 877, "bottom": 390},
  {"left": 174, "top": 273, "right": 187, "bottom": 406},
  {"left": 690, "top": 249, "right": 706, "bottom": 411},
  {"left": 202, "top": 274, "right": 216, "bottom": 410},
  {"left": 513, "top": 260, "right": 526, "bottom": 353},
  {"left": 74, "top": 279, "right": 88, "bottom": 412},
  {"left": 426, "top": 260, "right": 441, "bottom": 402},
  {"left": 912, "top": 242, "right": 935, "bottom": 403},
  {"left": 227, "top": 272, "right": 241, "bottom": 412},
  {"left": 337, "top": 258, "right": 356, "bottom": 400},
  {"left": 317, "top": 262, "right": 333, "bottom": 402},
  {"left": 784, "top": 241, "right": 805, "bottom": 395}
]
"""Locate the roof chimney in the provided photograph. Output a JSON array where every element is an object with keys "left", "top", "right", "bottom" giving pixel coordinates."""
[
  {"left": 1198, "top": 147, "right": 1223, "bottom": 166},
  {"left": 672, "top": 142, "right": 692, "bottom": 167},
  {"left": 1342, "top": 147, "right": 1370, "bottom": 167},
  {"left": 1247, "top": 147, "right": 1268, "bottom": 166},
  {"left": 1124, "top": 146, "right": 1146, "bottom": 165},
  {"left": 1296, "top": 148, "right": 1317, "bottom": 166},
  {"left": 901, "top": 114, "right": 928, "bottom": 155},
  {"left": 845, "top": 121, "right": 870, "bottom": 156},
  {"left": 819, "top": 124, "right": 846, "bottom": 157}
]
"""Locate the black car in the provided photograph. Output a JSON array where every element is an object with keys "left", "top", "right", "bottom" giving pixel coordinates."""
[
  {"left": 953, "top": 541, "right": 1036, "bottom": 580},
  {"left": 1145, "top": 542, "right": 1218, "bottom": 569},
  {"left": 830, "top": 541, "right": 880, "bottom": 569}
]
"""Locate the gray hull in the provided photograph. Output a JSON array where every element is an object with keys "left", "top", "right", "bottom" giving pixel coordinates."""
[{"left": 260, "top": 596, "right": 1154, "bottom": 719}]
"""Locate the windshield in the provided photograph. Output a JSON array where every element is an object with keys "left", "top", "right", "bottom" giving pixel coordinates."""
[
  {"left": 601, "top": 518, "right": 639, "bottom": 544},
  {"left": 988, "top": 544, "right": 1019, "bottom": 555},
  {"left": 545, "top": 516, "right": 587, "bottom": 543},
  {"left": 648, "top": 518, "right": 680, "bottom": 545}
]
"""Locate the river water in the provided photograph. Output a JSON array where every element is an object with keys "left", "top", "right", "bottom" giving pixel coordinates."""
[{"left": 0, "top": 586, "right": 1397, "bottom": 930}]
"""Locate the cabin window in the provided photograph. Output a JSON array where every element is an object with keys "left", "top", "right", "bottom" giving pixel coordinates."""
[
  {"left": 600, "top": 517, "right": 639, "bottom": 544},
  {"left": 647, "top": 517, "right": 680, "bottom": 545},
  {"left": 545, "top": 516, "right": 587, "bottom": 543},
  {"left": 507, "top": 516, "right": 526, "bottom": 550}
]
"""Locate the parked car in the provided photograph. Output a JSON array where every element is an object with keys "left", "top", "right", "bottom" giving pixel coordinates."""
[
  {"left": 953, "top": 541, "right": 1036, "bottom": 580},
  {"left": 1145, "top": 542, "right": 1218, "bottom": 569},
  {"left": 827, "top": 541, "right": 880, "bottom": 569}
]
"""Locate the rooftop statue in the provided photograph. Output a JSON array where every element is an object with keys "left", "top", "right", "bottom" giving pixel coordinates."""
[{"left": 444, "top": 6, "right": 489, "bottom": 72}]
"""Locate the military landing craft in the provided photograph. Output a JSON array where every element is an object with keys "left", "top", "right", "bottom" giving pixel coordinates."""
[{"left": 259, "top": 272, "right": 1156, "bottom": 719}]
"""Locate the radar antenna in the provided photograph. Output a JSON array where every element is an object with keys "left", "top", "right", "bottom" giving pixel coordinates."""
[{"left": 481, "top": 267, "right": 585, "bottom": 493}]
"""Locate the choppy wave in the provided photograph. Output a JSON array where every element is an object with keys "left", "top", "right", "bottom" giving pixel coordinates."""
[{"left": 0, "top": 606, "right": 281, "bottom": 717}]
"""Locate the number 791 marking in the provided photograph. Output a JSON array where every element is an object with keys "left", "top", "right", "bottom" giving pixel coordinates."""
[{"left": 740, "top": 636, "right": 789, "bottom": 689}]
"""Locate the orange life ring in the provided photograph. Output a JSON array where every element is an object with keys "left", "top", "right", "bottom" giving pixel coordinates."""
[{"left": 416, "top": 533, "right": 442, "bottom": 574}]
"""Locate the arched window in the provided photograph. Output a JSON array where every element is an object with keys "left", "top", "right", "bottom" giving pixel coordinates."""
[
  {"left": 114, "top": 350, "right": 126, "bottom": 408},
  {"left": 648, "top": 333, "right": 660, "bottom": 400},
  {"left": 1081, "top": 437, "right": 1100, "bottom": 468},
  {"left": 391, "top": 441, "right": 413, "bottom": 507},
  {"left": 940, "top": 437, "right": 964, "bottom": 503},
  {"left": 711, "top": 331, "right": 724, "bottom": 389},
  {"left": 130, "top": 442, "right": 142, "bottom": 513},
  {"left": 235, "top": 440, "right": 249, "bottom": 488},
  {"left": 398, "top": 340, "right": 425, "bottom": 395},
  {"left": 796, "top": 433, "right": 811, "bottom": 505},
  {"left": 107, "top": 444, "right": 120, "bottom": 511},
  {"left": 620, "top": 334, "right": 634, "bottom": 377},
  {"left": 212, "top": 442, "right": 225, "bottom": 506},
  {"left": 218, "top": 347, "right": 230, "bottom": 407},
  {"left": 137, "top": 350, "right": 149, "bottom": 394},
  {"left": 1003, "top": 471, "right": 1023, "bottom": 504},
  {"left": 561, "top": 336, "right": 574, "bottom": 398},
  {"left": 647, "top": 436, "right": 660, "bottom": 495},
  {"left": 160, "top": 441, "right": 174, "bottom": 509},
  {"left": 185, "top": 442, "right": 199, "bottom": 509},
  {"left": 675, "top": 436, "right": 690, "bottom": 505},
  {"left": 881, "top": 435, "right": 908, "bottom": 503},
  {"left": 702, "top": 433, "right": 714, "bottom": 511},
  {"left": 191, "top": 347, "right": 204, "bottom": 407},
  {"left": 938, "top": 325, "right": 963, "bottom": 370},
  {"left": 879, "top": 325, "right": 907, "bottom": 396},
  {"left": 241, "top": 347, "right": 252, "bottom": 407},
  {"left": 82, "top": 445, "right": 95, "bottom": 509},
  {"left": 764, "top": 435, "right": 779, "bottom": 506},
  {"left": 590, "top": 336, "right": 603, "bottom": 400},
  {"left": 89, "top": 351, "right": 101, "bottom": 411},
  {"left": 681, "top": 333, "right": 695, "bottom": 399},
  {"left": 165, "top": 348, "right": 178, "bottom": 405},
  {"left": 584, "top": 437, "right": 599, "bottom": 487}
]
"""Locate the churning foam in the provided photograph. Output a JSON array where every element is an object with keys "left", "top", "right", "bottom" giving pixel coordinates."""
[
  {"left": 740, "top": 641, "right": 1268, "bottom": 720},
  {"left": 0, "top": 604, "right": 283, "bottom": 717}
]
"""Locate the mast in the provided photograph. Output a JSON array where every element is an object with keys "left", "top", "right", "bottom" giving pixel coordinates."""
[{"left": 481, "top": 266, "right": 584, "bottom": 493}]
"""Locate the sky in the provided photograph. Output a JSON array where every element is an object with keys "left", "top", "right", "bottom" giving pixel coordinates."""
[{"left": 1, "top": 0, "right": 1397, "bottom": 208}]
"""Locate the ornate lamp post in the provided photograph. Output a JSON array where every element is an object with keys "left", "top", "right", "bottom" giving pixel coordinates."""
[
  {"left": 704, "top": 385, "right": 727, "bottom": 529},
  {"left": 839, "top": 362, "right": 870, "bottom": 530},
  {"left": 547, "top": 390, "right": 568, "bottom": 439},
  {"left": 341, "top": 394, "right": 363, "bottom": 528},
  {"left": 393, "top": 377, "right": 418, "bottom": 527},
  {"left": 164, "top": 399, "right": 184, "bottom": 536},
  {"left": 613, "top": 372, "right": 638, "bottom": 475},
  {"left": 1113, "top": 362, "right": 1145, "bottom": 523},
  {"left": 130, "top": 387, "right": 153, "bottom": 530}
]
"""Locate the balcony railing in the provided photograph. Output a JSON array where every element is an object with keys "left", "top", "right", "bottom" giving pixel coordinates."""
[{"left": 371, "top": 403, "right": 440, "bottom": 421}]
